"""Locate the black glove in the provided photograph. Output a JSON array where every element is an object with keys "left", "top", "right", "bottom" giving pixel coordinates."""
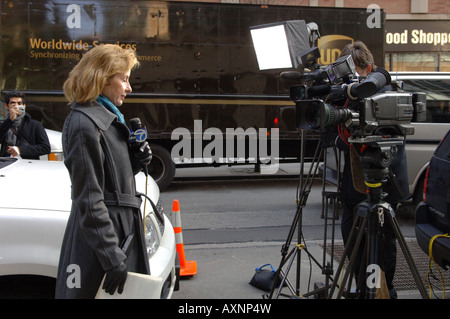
[
  {"left": 131, "top": 141, "right": 152, "bottom": 167},
  {"left": 103, "top": 261, "right": 128, "bottom": 295}
]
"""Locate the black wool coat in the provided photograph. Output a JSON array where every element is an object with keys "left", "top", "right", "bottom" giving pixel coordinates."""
[{"left": 55, "top": 102, "right": 150, "bottom": 299}]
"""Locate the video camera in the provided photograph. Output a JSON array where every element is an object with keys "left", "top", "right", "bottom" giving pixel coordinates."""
[
  {"left": 285, "top": 51, "right": 426, "bottom": 143},
  {"left": 290, "top": 64, "right": 427, "bottom": 141}
]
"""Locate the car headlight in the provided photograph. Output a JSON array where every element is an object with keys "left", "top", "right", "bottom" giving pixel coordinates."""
[
  {"left": 144, "top": 213, "right": 161, "bottom": 257},
  {"left": 142, "top": 196, "right": 165, "bottom": 258}
]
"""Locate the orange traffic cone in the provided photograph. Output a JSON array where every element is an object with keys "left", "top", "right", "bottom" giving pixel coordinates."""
[{"left": 173, "top": 199, "right": 197, "bottom": 277}]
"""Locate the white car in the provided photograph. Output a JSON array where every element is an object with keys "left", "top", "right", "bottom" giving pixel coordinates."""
[
  {"left": 40, "top": 129, "right": 64, "bottom": 161},
  {"left": 0, "top": 157, "right": 178, "bottom": 298}
]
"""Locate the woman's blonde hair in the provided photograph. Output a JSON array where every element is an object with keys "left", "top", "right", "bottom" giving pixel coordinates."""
[{"left": 63, "top": 44, "right": 140, "bottom": 103}]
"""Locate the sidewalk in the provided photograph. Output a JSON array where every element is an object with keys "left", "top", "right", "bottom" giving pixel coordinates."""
[{"left": 172, "top": 240, "right": 430, "bottom": 299}]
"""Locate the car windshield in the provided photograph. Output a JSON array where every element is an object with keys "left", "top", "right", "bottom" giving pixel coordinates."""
[
  {"left": 402, "top": 79, "right": 450, "bottom": 101},
  {"left": 0, "top": 158, "right": 17, "bottom": 169},
  {"left": 401, "top": 79, "right": 450, "bottom": 123}
]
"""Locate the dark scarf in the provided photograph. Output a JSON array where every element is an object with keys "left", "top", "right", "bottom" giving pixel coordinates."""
[{"left": 6, "top": 113, "right": 25, "bottom": 146}]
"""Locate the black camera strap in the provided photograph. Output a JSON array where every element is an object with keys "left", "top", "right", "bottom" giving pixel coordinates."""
[{"left": 10, "top": 127, "right": 30, "bottom": 146}]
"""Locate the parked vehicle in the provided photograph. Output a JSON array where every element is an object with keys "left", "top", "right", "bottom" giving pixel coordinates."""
[
  {"left": 392, "top": 72, "right": 450, "bottom": 203},
  {"left": 40, "top": 128, "right": 63, "bottom": 161},
  {"left": 0, "top": 157, "right": 178, "bottom": 298},
  {"left": 415, "top": 128, "right": 450, "bottom": 269}
]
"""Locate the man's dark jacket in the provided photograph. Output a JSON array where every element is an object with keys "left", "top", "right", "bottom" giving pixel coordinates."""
[{"left": 0, "top": 113, "right": 50, "bottom": 159}]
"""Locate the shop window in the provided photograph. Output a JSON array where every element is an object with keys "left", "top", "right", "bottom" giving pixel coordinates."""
[
  {"left": 385, "top": 54, "right": 391, "bottom": 71},
  {"left": 386, "top": 53, "right": 438, "bottom": 71},
  {"left": 440, "top": 53, "right": 450, "bottom": 72}
]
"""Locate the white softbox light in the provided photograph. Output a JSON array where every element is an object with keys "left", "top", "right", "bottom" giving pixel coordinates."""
[{"left": 250, "top": 20, "right": 311, "bottom": 70}]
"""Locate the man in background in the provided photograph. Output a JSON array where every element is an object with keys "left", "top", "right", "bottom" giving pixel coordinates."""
[{"left": 0, "top": 91, "right": 50, "bottom": 159}]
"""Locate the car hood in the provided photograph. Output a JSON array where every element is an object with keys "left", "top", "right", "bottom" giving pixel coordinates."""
[{"left": 0, "top": 158, "right": 159, "bottom": 212}]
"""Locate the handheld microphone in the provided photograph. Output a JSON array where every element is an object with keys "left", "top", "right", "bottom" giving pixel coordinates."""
[
  {"left": 129, "top": 118, "right": 148, "bottom": 143},
  {"left": 129, "top": 118, "right": 150, "bottom": 175}
]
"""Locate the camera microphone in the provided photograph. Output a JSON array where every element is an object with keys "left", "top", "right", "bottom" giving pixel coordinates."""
[
  {"left": 281, "top": 69, "right": 328, "bottom": 82},
  {"left": 280, "top": 71, "right": 303, "bottom": 81},
  {"left": 307, "top": 84, "right": 348, "bottom": 98},
  {"left": 306, "top": 84, "right": 331, "bottom": 97}
]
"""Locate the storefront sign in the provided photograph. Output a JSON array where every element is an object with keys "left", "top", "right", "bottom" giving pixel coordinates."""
[{"left": 386, "top": 20, "right": 450, "bottom": 52}]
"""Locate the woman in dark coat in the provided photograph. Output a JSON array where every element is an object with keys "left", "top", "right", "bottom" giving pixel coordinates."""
[{"left": 55, "top": 44, "right": 152, "bottom": 299}]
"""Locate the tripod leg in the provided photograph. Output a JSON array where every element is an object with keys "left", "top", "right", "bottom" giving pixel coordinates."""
[
  {"left": 267, "top": 244, "right": 300, "bottom": 299},
  {"left": 321, "top": 192, "right": 339, "bottom": 298},
  {"left": 329, "top": 214, "right": 367, "bottom": 298},
  {"left": 268, "top": 133, "right": 328, "bottom": 299},
  {"left": 337, "top": 215, "right": 368, "bottom": 298},
  {"left": 328, "top": 213, "right": 359, "bottom": 298},
  {"left": 267, "top": 245, "right": 296, "bottom": 299},
  {"left": 387, "top": 214, "right": 429, "bottom": 299},
  {"left": 275, "top": 245, "right": 302, "bottom": 298}
]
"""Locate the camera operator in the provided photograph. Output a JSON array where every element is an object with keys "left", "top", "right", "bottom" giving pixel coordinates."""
[{"left": 337, "top": 41, "right": 409, "bottom": 299}]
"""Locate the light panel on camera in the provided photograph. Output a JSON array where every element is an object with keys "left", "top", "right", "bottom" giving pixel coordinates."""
[{"left": 250, "top": 20, "right": 311, "bottom": 70}]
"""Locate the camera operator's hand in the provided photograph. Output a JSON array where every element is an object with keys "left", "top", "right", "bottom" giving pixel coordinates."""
[
  {"left": 103, "top": 261, "right": 128, "bottom": 295},
  {"left": 131, "top": 141, "right": 152, "bottom": 167}
]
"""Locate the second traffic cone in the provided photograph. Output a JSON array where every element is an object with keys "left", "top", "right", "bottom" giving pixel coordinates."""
[{"left": 173, "top": 199, "right": 197, "bottom": 277}]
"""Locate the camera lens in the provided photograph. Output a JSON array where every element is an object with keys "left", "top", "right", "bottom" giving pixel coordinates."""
[{"left": 319, "top": 103, "right": 351, "bottom": 128}]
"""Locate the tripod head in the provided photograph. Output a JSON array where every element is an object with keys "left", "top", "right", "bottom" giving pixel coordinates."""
[{"left": 349, "top": 136, "right": 405, "bottom": 202}]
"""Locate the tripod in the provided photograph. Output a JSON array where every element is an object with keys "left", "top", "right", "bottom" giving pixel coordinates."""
[
  {"left": 265, "top": 130, "right": 341, "bottom": 299},
  {"left": 328, "top": 138, "right": 429, "bottom": 299}
]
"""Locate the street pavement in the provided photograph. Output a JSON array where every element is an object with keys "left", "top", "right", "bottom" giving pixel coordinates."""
[{"left": 166, "top": 164, "right": 430, "bottom": 300}]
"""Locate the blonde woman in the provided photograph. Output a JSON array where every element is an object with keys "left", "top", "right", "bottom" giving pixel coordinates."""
[{"left": 55, "top": 44, "right": 152, "bottom": 298}]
